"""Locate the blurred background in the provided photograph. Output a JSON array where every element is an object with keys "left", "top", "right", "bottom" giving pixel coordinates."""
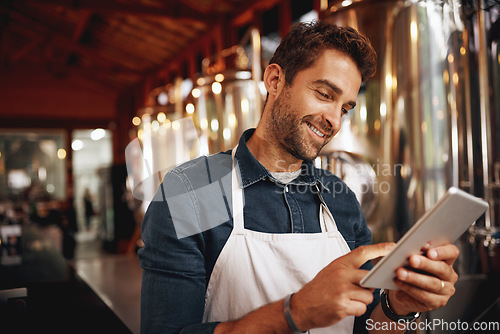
[{"left": 0, "top": 0, "right": 498, "bottom": 333}]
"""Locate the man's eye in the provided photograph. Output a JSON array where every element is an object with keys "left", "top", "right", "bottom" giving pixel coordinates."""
[
  {"left": 342, "top": 108, "right": 349, "bottom": 115},
  {"left": 316, "top": 90, "right": 330, "bottom": 99}
]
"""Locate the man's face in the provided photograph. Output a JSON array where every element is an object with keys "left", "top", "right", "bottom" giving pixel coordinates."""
[{"left": 267, "top": 49, "right": 362, "bottom": 161}]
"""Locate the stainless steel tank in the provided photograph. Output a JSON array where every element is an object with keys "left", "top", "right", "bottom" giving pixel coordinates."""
[
  {"left": 462, "top": 0, "right": 500, "bottom": 277},
  {"left": 321, "top": 0, "right": 499, "bottom": 242},
  {"left": 321, "top": 0, "right": 500, "bottom": 327},
  {"left": 127, "top": 80, "right": 201, "bottom": 207},
  {"left": 190, "top": 27, "right": 265, "bottom": 154}
]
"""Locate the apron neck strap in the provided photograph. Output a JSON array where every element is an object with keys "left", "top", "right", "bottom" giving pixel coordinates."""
[
  {"left": 231, "top": 146, "right": 245, "bottom": 232},
  {"left": 315, "top": 184, "right": 338, "bottom": 232}
]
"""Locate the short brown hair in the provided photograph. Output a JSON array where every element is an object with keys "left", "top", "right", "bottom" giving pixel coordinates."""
[{"left": 269, "top": 21, "right": 377, "bottom": 83}]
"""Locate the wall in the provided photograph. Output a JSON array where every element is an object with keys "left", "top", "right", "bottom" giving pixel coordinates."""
[{"left": 0, "top": 65, "right": 117, "bottom": 126}]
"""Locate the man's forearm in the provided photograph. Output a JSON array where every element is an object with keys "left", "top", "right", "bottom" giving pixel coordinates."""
[{"left": 214, "top": 298, "right": 292, "bottom": 334}]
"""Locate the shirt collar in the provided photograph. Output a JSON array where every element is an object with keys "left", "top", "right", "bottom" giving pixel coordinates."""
[{"left": 234, "top": 128, "right": 323, "bottom": 188}]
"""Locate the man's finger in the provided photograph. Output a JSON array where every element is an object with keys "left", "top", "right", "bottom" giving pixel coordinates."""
[
  {"left": 345, "top": 269, "right": 375, "bottom": 286},
  {"left": 336, "top": 242, "right": 396, "bottom": 269},
  {"left": 426, "top": 244, "right": 459, "bottom": 265}
]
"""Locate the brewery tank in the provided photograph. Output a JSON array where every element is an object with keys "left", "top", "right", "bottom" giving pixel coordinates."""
[
  {"left": 321, "top": 0, "right": 500, "bottom": 327},
  {"left": 321, "top": 0, "right": 499, "bottom": 248}
]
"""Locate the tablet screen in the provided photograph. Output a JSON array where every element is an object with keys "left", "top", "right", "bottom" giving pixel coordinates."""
[{"left": 360, "top": 187, "right": 488, "bottom": 289}]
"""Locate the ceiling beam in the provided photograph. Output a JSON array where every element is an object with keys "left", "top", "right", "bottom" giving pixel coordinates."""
[
  {"left": 231, "top": 0, "right": 283, "bottom": 27},
  {"left": 9, "top": 36, "right": 44, "bottom": 63},
  {"left": 13, "top": 0, "right": 217, "bottom": 23},
  {"left": 72, "top": 9, "right": 92, "bottom": 41},
  {"left": 58, "top": 9, "right": 91, "bottom": 69},
  {"left": 6, "top": 10, "right": 144, "bottom": 74}
]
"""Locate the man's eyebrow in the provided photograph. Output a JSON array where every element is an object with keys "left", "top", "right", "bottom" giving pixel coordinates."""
[
  {"left": 312, "top": 79, "right": 357, "bottom": 108},
  {"left": 313, "top": 79, "right": 342, "bottom": 94}
]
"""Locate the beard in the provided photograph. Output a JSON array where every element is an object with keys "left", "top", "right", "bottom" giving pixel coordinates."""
[{"left": 267, "top": 87, "right": 334, "bottom": 161}]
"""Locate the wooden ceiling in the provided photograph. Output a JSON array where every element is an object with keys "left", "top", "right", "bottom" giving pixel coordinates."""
[
  {"left": 0, "top": 0, "right": 312, "bottom": 163},
  {"left": 0, "top": 0, "right": 281, "bottom": 95}
]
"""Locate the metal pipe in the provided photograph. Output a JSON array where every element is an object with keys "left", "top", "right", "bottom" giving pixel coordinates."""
[
  {"left": 462, "top": 27, "right": 475, "bottom": 193},
  {"left": 477, "top": 0, "right": 493, "bottom": 229},
  {"left": 250, "top": 27, "right": 262, "bottom": 116}
]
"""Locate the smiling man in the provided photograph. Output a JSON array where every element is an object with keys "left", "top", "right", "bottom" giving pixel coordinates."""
[
  {"left": 249, "top": 47, "right": 360, "bottom": 170},
  {"left": 139, "top": 21, "right": 459, "bottom": 334}
]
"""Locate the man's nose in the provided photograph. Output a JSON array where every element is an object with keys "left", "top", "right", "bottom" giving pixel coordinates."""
[{"left": 322, "top": 105, "right": 343, "bottom": 132}]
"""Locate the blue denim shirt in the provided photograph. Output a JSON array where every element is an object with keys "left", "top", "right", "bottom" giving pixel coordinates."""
[{"left": 139, "top": 129, "right": 378, "bottom": 334}]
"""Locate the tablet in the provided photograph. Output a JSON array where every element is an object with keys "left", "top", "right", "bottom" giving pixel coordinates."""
[{"left": 360, "top": 187, "right": 488, "bottom": 289}]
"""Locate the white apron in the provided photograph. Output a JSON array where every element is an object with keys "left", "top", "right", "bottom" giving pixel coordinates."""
[{"left": 203, "top": 148, "right": 354, "bottom": 333}]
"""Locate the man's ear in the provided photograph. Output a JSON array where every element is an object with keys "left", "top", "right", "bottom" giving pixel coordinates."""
[{"left": 263, "top": 63, "right": 286, "bottom": 98}]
